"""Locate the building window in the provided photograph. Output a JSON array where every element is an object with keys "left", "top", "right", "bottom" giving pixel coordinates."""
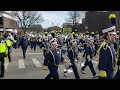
[{"left": 0, "top": 17, "right": 2, "bottom": 24}]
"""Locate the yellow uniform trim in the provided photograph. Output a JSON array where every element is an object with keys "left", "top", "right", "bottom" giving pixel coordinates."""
[
  {"left": 97, "top": 41, "right": 107, "bottom": 66},
  {"left": 42, "top": 65, "right": 48, "bottom": 70},
  {"left": 87, "top": 55, "right": 90, "bottom": 59},
  {"left": 99, "top": 70, "right": 107, "bottom": 77},
  {"left": 50, "top": 50, "right": 61, "bottom": 66},
  {"left": 14, "top": 40, "right": 17, "bottom": 43}
]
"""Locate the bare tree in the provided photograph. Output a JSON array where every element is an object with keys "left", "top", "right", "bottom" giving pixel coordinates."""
[
  {"left": 11, "top": 11, "right": 44, "bottom": 34},
  {"left": 66, "top": 11, "right": 85, "bottom": 31}
]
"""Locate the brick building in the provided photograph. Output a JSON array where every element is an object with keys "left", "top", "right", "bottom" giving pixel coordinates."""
[{"left": 0, "top": 11, "right": 18, "bottom": 34}]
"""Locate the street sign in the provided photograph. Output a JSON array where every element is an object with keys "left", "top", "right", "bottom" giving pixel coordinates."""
[{"left": 63, "top": 28, "right": 72, "bottom": 34}]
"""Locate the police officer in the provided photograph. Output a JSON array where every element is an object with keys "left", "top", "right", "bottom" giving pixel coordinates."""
[
  {"left": 98, "top": 26, "right": 117, "bottom": 79},
  {"left": 67, "top": 39, "right": 80, "bottom": 79},
  {"left": 81, "top": 37, "right": 98, "bottom": 78},
  {"left": 44, "top": 38, "right": 63, "bottom": 79},
  {"left": 13, "top": 34, "right": 18, "bottom": 49},
  {"left": 0, "top": 35, "right": 8, "bottom": 77},
  {"left": 4, "top": 34, "right": 12, "bottom": 62}
]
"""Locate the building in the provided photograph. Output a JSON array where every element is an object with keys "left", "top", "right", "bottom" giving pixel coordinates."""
[
  {"left": 0, "top": 11, "right": 18, "bottom": 34},
  {"left": 84, "top": 11, "right": 120, "bottom": 35}
]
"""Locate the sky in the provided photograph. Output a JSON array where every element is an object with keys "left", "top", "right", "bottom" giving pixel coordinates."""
[
  {"left": 6, "top": 11, "right": 85, "bottom": 29},
  {"left": 39, "top": 11, "right": 85, "bottom": 29}
]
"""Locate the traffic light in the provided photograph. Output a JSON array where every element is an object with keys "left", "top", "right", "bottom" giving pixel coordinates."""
[{"left": 109, "top": 14, "right": 116, "bottom": 25}]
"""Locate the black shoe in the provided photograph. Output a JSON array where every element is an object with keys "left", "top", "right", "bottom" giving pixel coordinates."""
[
  {"left": 0, "top": 75, "right": 4, "bottom": 77},
  {"left": 93, "top": 74, "right": 99, "bottom": 78},
  {"left": 80, "top": 69, "right": 85, "bottom": 74},
  {"left": 23, "top": 56, "right": 26, "bottom": 59}
]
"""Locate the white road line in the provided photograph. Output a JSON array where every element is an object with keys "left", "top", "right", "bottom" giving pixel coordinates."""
[
  {"left": 32, "top": 58, "right": 42, "bottom": 67},
  {"left": 12, "top": 53, "right": 43, "bottom": 55},
  {"left": 26, "top": 48, "right": 31, "bottom": 52},
  {"left": 5, "top": 61, "right": 9, "bottom": 70},
  {"left": 92, "top": 61, "right": 98, "bottom": 64},
  {"left": 18, "top": 59, "right": 25, "bottom": 69}
]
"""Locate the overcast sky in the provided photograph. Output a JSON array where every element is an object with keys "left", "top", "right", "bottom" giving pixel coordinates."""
[
  {"left": 39, "top": 11, "right": 85, "bottom": 29},
  {"left": 6, "top": 11, "right": 85, "bottom": 29}
]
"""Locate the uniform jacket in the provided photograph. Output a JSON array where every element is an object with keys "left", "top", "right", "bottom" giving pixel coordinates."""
[
  {"left": 98, "top": 40, "right": 116, "bottom": 78},
  {"left": 44, "top": 49, "right": 63, "bottom": 67}
]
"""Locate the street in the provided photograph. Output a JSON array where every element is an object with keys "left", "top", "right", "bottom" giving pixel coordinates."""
[{"left": 0, "top": 46, "right": 104, "bottom": 79}]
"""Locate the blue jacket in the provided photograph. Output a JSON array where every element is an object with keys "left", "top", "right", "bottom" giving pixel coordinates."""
[
  {"left": 44, "top": 49, "right": 63, "bottom": 67},
  {"left": 19, "top": 38, "right": 29, "bottom": 47},
  {"left": 98, "top": 40, "right": 116, "bottom": 79},
  {"left": 68, "top": 47, "right": 78, "bottom": 63},
  {"left": 85, "top": 45, "right": 95, "bottom": 60}
]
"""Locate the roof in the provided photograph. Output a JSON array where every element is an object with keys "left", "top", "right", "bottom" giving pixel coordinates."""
[{"left": 0, "top": 13, "right": 18, "bottom": 21}]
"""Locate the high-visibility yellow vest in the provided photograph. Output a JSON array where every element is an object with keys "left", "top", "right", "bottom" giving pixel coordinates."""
[
  {"left": 0, "top": 43, "right": 6, "bottom": 53},
  {"left": 0, "top": 40, "right": 8, "bottom": 55},
  {"left": 14, "top": 40, "right": 17, "bottom": 43},
  {"left": 5, "top": 40, "right": 11, "bottom": 47}
]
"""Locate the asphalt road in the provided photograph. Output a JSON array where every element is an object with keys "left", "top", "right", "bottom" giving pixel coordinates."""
[{"left": 1, "top": 46, "right": 117, "bottom": 79}]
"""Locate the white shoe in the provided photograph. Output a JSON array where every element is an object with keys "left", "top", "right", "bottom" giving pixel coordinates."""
[{"left": 93, "top": 74, "right": 99, "bottom": 78}]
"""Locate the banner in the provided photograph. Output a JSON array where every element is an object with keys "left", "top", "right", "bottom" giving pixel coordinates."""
[{"left": 63, "top": 28, "right": 72, "bottom": 34}]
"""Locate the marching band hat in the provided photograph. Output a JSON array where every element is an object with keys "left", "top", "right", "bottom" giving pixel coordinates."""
[{"left": 102, "top": 26, "right": 117, "bottom": 35}]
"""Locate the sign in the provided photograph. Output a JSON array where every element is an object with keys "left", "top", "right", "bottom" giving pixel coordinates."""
[{"left": 63, "top": 28, "right": 72, "bottom": 34}]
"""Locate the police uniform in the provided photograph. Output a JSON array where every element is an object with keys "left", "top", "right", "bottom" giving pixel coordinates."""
[
  {"left": 0, "top": 36, "right": 8, "bottom": 77},
  {"left": 98, "top": 26, "right": 116, "bottom": 79},
  {"left": 13, "top": 35, "right": 18, "bottom": 49},
  {"left": 81, "top": 37, "right": 98, "bottom": 78},
  {"left": 67, "top": 40, "right": 80, "bottom": 79},
  {"left": 5, "top": 38, "right": 12, "bottom": 62},
  {"left": 44, "top": 39, "right": 63, "bottom": 79}
]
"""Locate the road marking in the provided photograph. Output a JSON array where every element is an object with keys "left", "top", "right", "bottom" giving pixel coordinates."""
[
  {"left": 26, "top": 48, "right": 31, "bottom": 52},
  {"left": 92, "top": 61, "right": 98, "bottom": 64},
  {"left": 32, "top": 58, "right": 42, "bottom": 67},
  {"left": 5, "top": 61, "right": 9, "bottom": 70},
  {"left": 12, "top": 53, "right": 43, "bottom": 55},
  {"left": 18, "top": 59, "right": 25, "bottom": 69}
]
